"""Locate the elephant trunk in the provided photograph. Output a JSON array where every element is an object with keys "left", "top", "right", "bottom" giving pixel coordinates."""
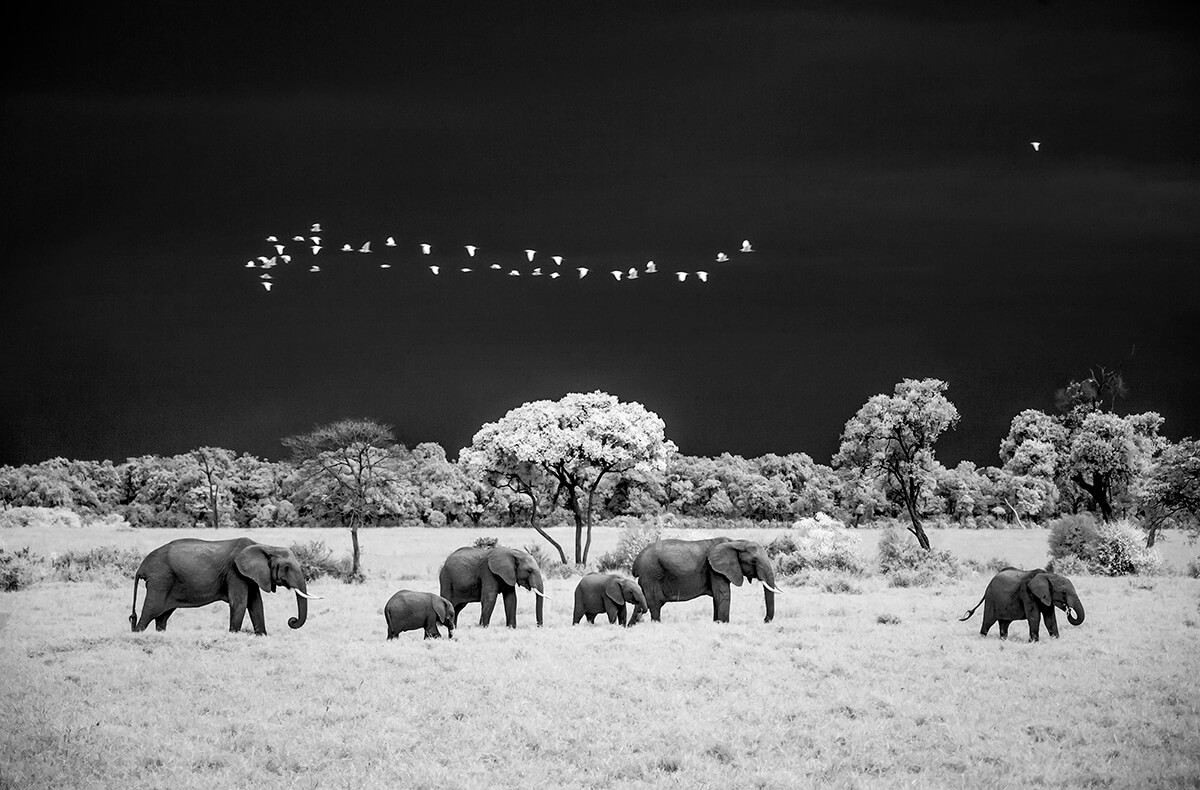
[
  {"left": 1066, "top": 596, "right": 1084, "bottom": 626},
  {"left": 760, "top": 564, "right": 778, "bottom": 623},
  {"left": 288, "top": 580, "right": 309, "bottom": 629},
  {"left": 534, "top": 585, "right": 544, "bottom": 627}
]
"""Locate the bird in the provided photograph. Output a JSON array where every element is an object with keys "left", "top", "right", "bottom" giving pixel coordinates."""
[
  {"left": 341, "top": 244, "right": 353, "bottom": 252},
  {"left": 421, "top": 243, "right": 432, "bottom": 255},
  {"left": 577, "top": 267, "right": 589, "bottom": 278},
  {"left": 260, "top": 257, "right": 277, "bottom": 269},
  {"left": 610, "top": 270, "right": 623, "bottom": 280},
  {"left": 359, "top": 242, "right": 372, "bottom": 253},
  {"left": 311, "top": 245, "right": 322, "bottom": 255},
  {"left": 716, "top": 252, "right": 729, "bottom": 262},
  {"left": 310, "top": 236, "right": 321, "bottom": 245},
  {"left": 676, "top": 272, "right": 688, "bottom": 281},
  {"left": 646, "top": 261, "right": 657, "bottom": 273},
  {"left": 551, "top": 255, "right": 563, "bottom": 265},
  {"left": 274, "top": 244, "right": 285, "bottom": 255},
  {"left": 550, "top": 272, "right": 561, "bottom": 279},
  {"left": 531, "top": 267, "right": 542, "bottom": 276},
  {"left": 1031, "top": 141, "right": 1040, "bottom": 151},
  {"left": 509, "top": 269, "right": 520, "bottom": 276},
  {"left": 262, "top": 282, "right": 273, "bottom": 292},
  {"left": 525, "top": 249, "right": 536, "bottom": 262},
  {"left": 386, "top": 237, "right": 396, "bottom": 246},
  {"left": 260, "top": 273, "right": 272, "bottom": 280},
  {"left": 740, "top": 240, "right": 754, "bottom": 253},
  {"left": 627, "top": 268, "right": 639, "bottom": 280},
  {"left": 697, "top": 271, "right": 709, "bottom": 282},
  {"left": 465, "top": 245, "right": 478, "bottom": 257},
  {"left": 309, "top": 265, "right": 320, "bottom": 272},
  {"left": 460, "top": 268, "right": 473, "bottom": 273},
  {"left": 266, "top": 235, "right": 278, "bottom": 243},
  {"left": 490, "top": 263, "right": 502, "bottom": 269},
  {"left": 244, "top": 261, "right": 256, "bottom": 268},
  {"left": 380, "top": 263, "right": 391, "bottom": 269},
  {"left": 292, "top": 235, "right": 305, "bottom": 242},
  {"left": 280, "top": 255, "right": 291, "bottom": 263},
  {"left": 429, "top": 266, "right": 440, "bottom": 275},
  {"left": 310, "top": 223, "right": 322, "bottom": 233}
]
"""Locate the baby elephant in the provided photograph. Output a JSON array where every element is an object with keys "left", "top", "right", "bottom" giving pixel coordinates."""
[
  {"left": 573, "top": 573, "right": 648, "bottom": 627},
  {"left": 961, "top": 567, "right": 1085, "bottom": 642},
  {"left": 384, "top": 590, "right": 455, "bottom": 640}
]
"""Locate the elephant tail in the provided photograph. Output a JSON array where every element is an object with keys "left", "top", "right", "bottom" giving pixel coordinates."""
[
  {"left": 959, "top": 594, "right": 986, "bottom": 621},
  {"left": 129, "top": 574, "right": 142, "bottom": 630}
]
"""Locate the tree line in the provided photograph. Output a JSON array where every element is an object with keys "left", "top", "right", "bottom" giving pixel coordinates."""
[{"left": 3, "top": 376, "right": 1197, "bottom": 570}]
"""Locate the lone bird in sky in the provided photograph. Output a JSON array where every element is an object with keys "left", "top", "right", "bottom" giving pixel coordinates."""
[
  {"left": 676, "top": 272, "right": 688, "bottom": 281},
  {"left": 551, "top": 256, "right": 563, "bottom": 265},
  {"left": 341, "top": 244, "right": 353, "bottom": 252},
  {"left": 646, "top": 261, "right": 657, "bottom": 273},
  {"left": 262, "top": 282, "right": 273, "bottom": 291},
  {"left": 1031, "top": 141, "right": 1040, "bottom": 151},
  {"left": 740, "top": 240, "right": 754, "bottom": 253},
  {"left": 610, "top": 270, "right": 623, "bottom": 281},
  {"left": 359, "top": 242, "right": 372, "bottom": 253},
  {"left": 421, "top": 243, "right": 432, "bottom": 255},
  {"left": 429, "top": 266, "right": 440, "bottom": 275},
  {"left": 525, "top": 249, "right": 536, "bottom": 262},
  {"left": 697, "top": 271, "right": 709, "bottom": 282},
  {"left": 310, "top": 223, "right": 322, "bottom": 233},
  {"left": 465, "top": 245, "right": 478, "bottom": 257},
  {"left": 577, "top": 267, "right": 589, "bottom": 278},
  {"left": 386, "top": 237, "right": 396, "bottom": 246},
  {"left": 716, "top": 252, "right": 729, "bottom": 262}
]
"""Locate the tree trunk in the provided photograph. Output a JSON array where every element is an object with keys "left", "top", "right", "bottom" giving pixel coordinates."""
[
  {"left": 1145, "top": 521, "right": 1159, "bottom": 548},
  {"left": 1072, "top": 473, "right": 1114, "bottom": 522},
  {"left": 905, "top": 500, "right": 931, "bottom": 551},
  {"left": 209, "top": 487, "right": 219, "bottom": 529},
  {"left": 349, "top": 516, "right": 362, "bottom": 582},
  {"left": 528, "top": 495, "right": 568, "bottom": 564}
]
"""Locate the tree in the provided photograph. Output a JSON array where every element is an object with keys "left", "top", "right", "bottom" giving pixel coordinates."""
[
  {"left": 1136, "top": 438, "right": 1200, "bottom": 547},
  {"left": 191, "top": 447, "right": 234, "bottom": 529},
  {"left": 1066, "top": 411, "right": 1164, "bottom": 522},
  {"left": 834, "top": 378, "right": 960, "bottom": 550},
  {"left": 462, "top": 391, "right": 673, "bottom": 564},
  {"left": 282, "top": 419, "right": 405, "bottom": 582}
]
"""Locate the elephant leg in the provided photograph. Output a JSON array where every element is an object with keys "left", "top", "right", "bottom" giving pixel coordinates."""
[
  {"left": 228, "top": 581, "right": 249, "bottom": 633},
  {"left": 479, "top": 591, "right": 498, "bottom": 627},
  {"left": 247, "top": 588, "right": 267, "bottom": 636},
  {"left": 643, "top": 586, "right": 665, "bottom": 622},
  {"left": 616, "top": 603, "right": 628, "bottom": 628},
  {"left": 604, "top": 598, "right": 620, "bottom": 625},
  {"left": 133, "top": 583, "right": 174, "bottom": 632},
  {"left": 712, "top": 587, "right": 731, "bottom": 623},
  {"left": 585, "top": 613, "right": 597, "bottom": 623},
  {"left": 453, "top": 602, "right": 468, "bottom": 628},
  {"left": 153, "top": 609, "right": 176, "bottom": 632},
  {"left": 980, "top": 600, "right": 996, "bottom": 637},
  {"left": 573, "top": 599, "right": 584, "bottom": 625},
  {"left": 998, "top": 620, "right": 1010, "bottom": 640},
  {"left": 1043, "top": 607, "right": 1059, "bottom": 638},
  {"left": 502, "top": 590, "right": 518, "bottom": 629},
  {"left": 1026, "top": 613, "right": 1041, "bottom": 642}
]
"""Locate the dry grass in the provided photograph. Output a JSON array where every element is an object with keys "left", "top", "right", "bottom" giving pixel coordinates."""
[{"left": 2, "top": 525, "right": 1199, "bottom": 788}]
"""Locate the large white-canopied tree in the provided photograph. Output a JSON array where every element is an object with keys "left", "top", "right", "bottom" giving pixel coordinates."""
[
  {"left": 834, "top": 378, "right": 959, "bottom": 550},
  {"left": 461, "top": 391, "right": 673, "bottom": 564}
]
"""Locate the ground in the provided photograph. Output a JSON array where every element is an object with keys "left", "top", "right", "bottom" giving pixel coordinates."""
[{"left": 1, "top": 525, "right": 1198, "bottom": 788}]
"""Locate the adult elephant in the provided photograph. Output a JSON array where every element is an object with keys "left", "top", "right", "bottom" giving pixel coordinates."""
[
  {"left": 439, "top": 545, "right": 547, "bottom": 628},
  {"left": 573, "top": 572, "right": 648, "bottom": 626},
  {"left": 130, "top": 538, "right": 318, "bottom": 635},
  {"left": 960, "top": 567, "right": 1084, "bottom": 641},
  {"left": 384, "top": 590, "right": 455, "bottom": 640},
  {"left": 632, "top": 537, "right": 782, "bottom": 623}
]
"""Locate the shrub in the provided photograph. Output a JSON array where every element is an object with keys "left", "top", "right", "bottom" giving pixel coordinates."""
[
  {"left": 1047, "top": 553, "right": 1090, "bottom": 576},
  {"left": 1187, "top": 558, "right": 1200, "bottom": 579},
  {"left": 473, "top": 536, "right": 500, "bottom": 549},
  {"left": 1047, "top": 513, "right": 1101, "bottom": 560},
  {"left": 766, "top": 524, "right": 867, "bottom": 580},
  {"left": 50, "top": 546, "right": 143, "bottom": 582},
  {"left": 596, "top": 520, "right": 663, "bottom": 572},
  {"left": 821, "top": 577, "right": 863, "bottom": 595},
  {"left": 1091, "top": 520, "right": 1167, "bottom": 576},
  {"left": 289, "top": 540, "right": 354, "bottom": 582},
  {"left": 523, "top": 544, "right": 581, "bottom": 580},
  {"left": 0, "top": 506, "right": 83, "bottom": 530},
  {"left": 876, "top": 527, "right": 962, "bottom": 584},
  {"left": 0, "top": 547, "right": 43, "bottom": 591}
]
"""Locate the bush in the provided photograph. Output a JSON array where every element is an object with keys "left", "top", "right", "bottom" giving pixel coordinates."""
[
  {"left": 1090, "top": 520, "right": 1167, "bottom": 576},
  {"left": 765, "top": 524, "right": 867, "bottom": 580},
  {"left": 1047, "top": 553, "right": 1091, "bottom": 576},
  {"left": 50, "top": 546, "right": 143, "bottom": 582},
  {"left": 289, "top": 540, "right": 354, "bottom": 582},
  {"left": 596, "top": 519, "right": 664, "bottom": 572},
  {"left": 876, "top": 527, "right": 962, "bottom": 584},
  {"left": 0, "top": 547, "right": 43, "bottom": 591},
  {"left": 821, "top": 576, "right": 862, "bottom": 595},
  {"left": 0, "top": 506, "right": 82, "bottom": 530},
  {"left": 1047, "top": 513, "right": 1101, "bottom": 560},
  {"left": 523, "top": 544, "right": 581, "bottom": 580},
  {"left": 473, "top": 536, "right": 500, "bottom": 549}
]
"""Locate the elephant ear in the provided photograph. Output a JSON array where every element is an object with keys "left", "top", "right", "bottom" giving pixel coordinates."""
[
  {"left": 434, "top": 596, "right": 455, "bottom": 625},
  {"left": 234, "top": 545, "right": 274, "bottom": 592},
  {"left": 707, "top": 542, "right": 745, "bottom": 586},
  {"left": 604, "top": 577, "right": 625, "bottom": 607},
  {"left": 487, "top": 550, "right": 518, "bottom": 587},
  {"left": 1028, "top": 573, "right": 1053, "bottom": 607}
]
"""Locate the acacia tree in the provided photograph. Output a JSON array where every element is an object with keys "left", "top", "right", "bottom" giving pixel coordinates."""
[
  {"left": 1137, "top": 438, "right": 1200, "bottom": 547},
  {"left": 1066, "top": 411, "right": 1164, "bottom": 522},
  {"left": 834, "top": 378, "right": 959, "bottom": 550},
  {"left": 283, "top": 419, "right": 404, "bottom": 582},
  {"left": 462, "top": 391, "right": 673, "bottom": 564}
]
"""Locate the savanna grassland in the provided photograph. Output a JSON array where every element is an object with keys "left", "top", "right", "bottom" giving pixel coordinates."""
[{"left": 2, "top": 525, "right": 1199, "bottom": 789}]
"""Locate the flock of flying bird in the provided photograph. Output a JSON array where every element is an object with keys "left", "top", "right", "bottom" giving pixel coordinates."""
[{"left": 243, "top": 224, "right": 758, "bottom": 292}]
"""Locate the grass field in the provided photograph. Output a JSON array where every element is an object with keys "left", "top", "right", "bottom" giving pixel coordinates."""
[{"left": 2, "top": 525, "right": 1199, "bottom": 788}]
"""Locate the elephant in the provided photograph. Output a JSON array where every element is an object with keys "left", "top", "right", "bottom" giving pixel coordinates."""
[
  {"left": 384, "top": 590, "right": 456, "bottom": 640},
  {"left": 960, "top": 567, "right": 1085, "bottom": 641},
  {"left": 129, "top": 538, "right": 319, "bottom": 635},
  {"left": 632, "top": 537, "right": 782, "bottom": 623},
  {"left": 438, "top": 544, "right": 547, "bottom": 628},
  {"left": 573, "top": 573, "right": 648, "bottom": 626}
]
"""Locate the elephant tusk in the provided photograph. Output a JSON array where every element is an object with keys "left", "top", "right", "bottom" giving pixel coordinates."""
[
  {"left": 531, "top": 588, "right": 550, "bottom": 599},
  {"left": 293, "top": 590, "right": 323, "bottom": 600},
  {"left": 1067, "top": 607, "right": 1076, "bottom": 619},
  {"left": 764, "top": 584, "right": 784, "bottom": 594}
]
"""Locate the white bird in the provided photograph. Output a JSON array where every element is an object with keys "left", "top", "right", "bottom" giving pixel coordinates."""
[
  {"left": 551, "top": 256, "right": 563, "bottom": 265},
  {"left": 465, "top": 245, "right": 478, "bottom": 257},
  {"left": 460, "top": 268, "right": 473, "bottom": 273},
  {"left": 531, "top": 267, "right": 542, "bottom": 276},
  {"left": 260, "top": 257, "right": 277, "bottom": 269},
  {"left": 380, "top": 263, "right": 391, "bottom": 269},
  {"left": 257, "top": 255, "right": 271, "bottom": 264},
  {"left": 421, "top": 243, "right": 432, "bottom": 255},
  {"left": 646, "top": 261, "right": 657, "bottom": 273},
  {"left": 429, "top": 266, "right": 440, "bottom": 275},
  {"left": 1031, "top": 141, "right": 1040, "bottom": 151},
  {"left": 490, "top": 263, "right": 502, "bottom": 269},
  {"left": 359, "top": 242, "right": 372, "bottom": 253},
  {"left": 627, "top": 268, "right": 638, "bottom": 280},
  {"left": 310, "top": 236, "right": 321, "bottom": 245},
  {"left": 281, "top": 255, "right": 291, "bottom": 263},
  {"left": 292, "top": 235, "right": 305, "bottom": 242},
  {"left": 311, "top": 245, "right": 322, "bottom": 255},
  {"left": 676, "top": 272, "right": 688, "bottom": 281},
  {"left": 716, "top": 252, "right": 729, "bottom": 262},
  {"left": 262, "top": 281, "right": 273, "bottom": 292},
  {"left": 266, "top": 235, "right": 278, "bottom": 243},
  {"left": 260, "top": 273, "right": 272, "bottom": 279},
  {"left": 341, "top": 244, "right": 353, "bottom": 252},
  {"left": 509, "top": 270, "right": 520, "bottom": 276},
  {"left": 740, "top": 240, "right": 754, "bottom": 253},
  {"left": 577, "top": 267, "right": 589, "bottom": 278},
  {"left": 310, "top": 223, "right": 322, "bottom": 233},
  {"left": 525, "top": 249, "right": 536, "bottom": 262},
  {"left": 309, "top": 265, "right": 320, "bottom": 272},
  {"left": 610, "top": 270, "right": 623, "bottom": 281},
  {"left": 386, "top": 237, "right": 396, "bottom": 247},
  {"left": 244, "top": 261, "right": 256, "bottom": 268},
  {"left": 697, "top": 271, "right": 709, "bottom": 282},
  {"left": 550, "top": 272, "right": 561, "bottom": 279}
]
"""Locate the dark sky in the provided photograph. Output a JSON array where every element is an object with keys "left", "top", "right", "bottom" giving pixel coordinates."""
[{"left": 3, "top": 2, "right": 1198, "bottom": 468}]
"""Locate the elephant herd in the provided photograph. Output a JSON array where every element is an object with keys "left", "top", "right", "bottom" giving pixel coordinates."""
[{"left": 128, "top": 536, "right": 1085, "bottom": 643}]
